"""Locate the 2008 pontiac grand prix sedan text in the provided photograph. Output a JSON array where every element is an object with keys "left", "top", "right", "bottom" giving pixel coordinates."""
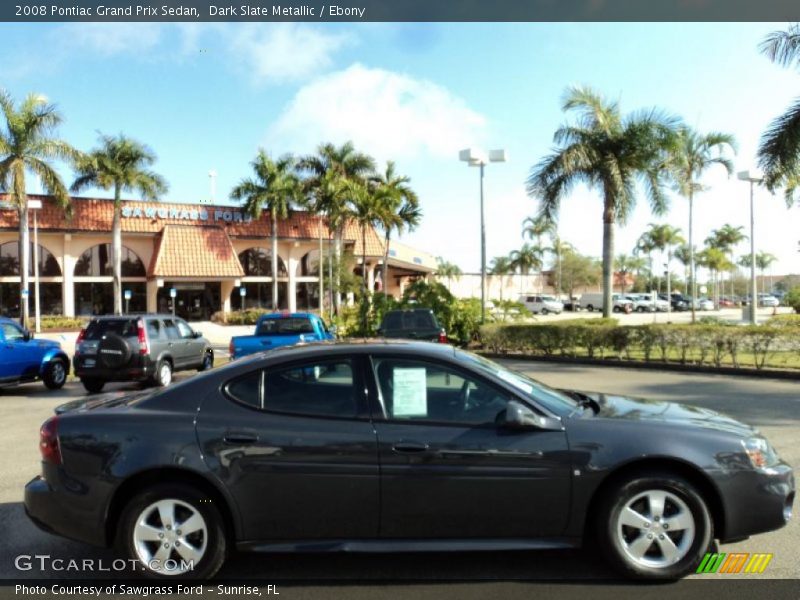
[{"left": 24, "top": 341, "right": 794, "bottom": 579}]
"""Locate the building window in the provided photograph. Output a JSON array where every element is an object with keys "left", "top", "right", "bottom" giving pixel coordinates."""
[
  {"left": 74, "top": 282, "right": 146, "bottom": 316},
  {"left": 0, "top": 283, "right": 63, "bottom": 318},
  {"left": 0, "top": 241, "right": 61, "bottom": 276},
  {"left": 296, "top": 282, "right": 320, "bottom": 310},
  {"left": 238, "top": 247, "right": 287, "bottom": 277},
  {"left": 297, "top": 250, "right": 321, "bottom": 277},
  {"left": 74, "top": 244, "right": 146, "bottom": 277},
  {"left": 230, "top": 282, "right": 288, "bottom": 311}
]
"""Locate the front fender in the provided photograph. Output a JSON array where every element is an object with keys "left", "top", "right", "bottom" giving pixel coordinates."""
[{"left": 38, "top": 348, "right": 71, "bottom": 376}]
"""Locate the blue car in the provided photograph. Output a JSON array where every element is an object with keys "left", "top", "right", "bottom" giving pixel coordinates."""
[
  {"left": 0, "top": 317, "right": 70, "bottom": 390},
  {"left": 229, "top": 312, "right": 335, "bottom": 360}
]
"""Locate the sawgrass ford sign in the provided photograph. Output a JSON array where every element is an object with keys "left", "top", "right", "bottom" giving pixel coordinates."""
[{"left": 121, "top": 205, "right": 252, "bottom": 223}]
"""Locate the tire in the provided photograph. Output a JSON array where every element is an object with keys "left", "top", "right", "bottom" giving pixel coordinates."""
[
  {"left": 613, "top": 306, "right": 621, "bottom": 313},
  {"left": 636, "top": 307, "right": 645, "bottom": 313},
  {"left": 197, "top": 351, "right": 213, "bottom": 373},
  {"left": 43, "top": 359, "right": 67, "bottom": 390},
  {"left": 596, "top": 471, "right": 713, "bottom": 579},
  {"left": 586, "top": 304, "right": 594, "bottom": 312},
  {"left": 81, "top": 378, "right": 105, "bottom": 394},
  {"left": 154, "top": 360, "right": 173, "bottom": 387},
  {"left": 541, "top": 308, "right": 549, "bottom": 315},
  {"left": 117, "top": 483, "right": 227, "bottom": 580}
]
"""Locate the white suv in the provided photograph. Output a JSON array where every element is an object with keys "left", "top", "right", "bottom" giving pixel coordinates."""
[{"left": 519, "top": 294, "right": 564, "bottom": 315}]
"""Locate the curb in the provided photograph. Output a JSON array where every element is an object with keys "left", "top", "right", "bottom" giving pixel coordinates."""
[{"left": 478, "top": 352, "right": 800, "bottom": 381}]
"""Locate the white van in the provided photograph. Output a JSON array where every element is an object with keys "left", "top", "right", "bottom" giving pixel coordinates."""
[
  {"left": 519, "top": 294, "right": 564, "bottom": 315},
  {"left": 579, "top": 293, "right": 633, "bottom": 313}
]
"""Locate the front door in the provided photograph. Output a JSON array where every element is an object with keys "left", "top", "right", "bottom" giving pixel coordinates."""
[
  {"left": 369, "top": 356, "right": 572, "bottom": 539},
  {"left": 0, "top": 321, "right": 37, "bottom": 380},
  {"left": 196, "top": 355, "right": 379, "bottom": 541}
]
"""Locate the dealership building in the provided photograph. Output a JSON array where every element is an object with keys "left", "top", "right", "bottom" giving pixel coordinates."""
[{"left": 0, "top": 195, "right": 437, "bottom": 321}]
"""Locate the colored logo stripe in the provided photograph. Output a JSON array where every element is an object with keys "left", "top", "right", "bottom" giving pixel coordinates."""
[
  {"left": 696, "top": 552, "right": 773, "bottom": 574},
  {"left": 744, "top": 554, "right": 773, "bottom": 573}
]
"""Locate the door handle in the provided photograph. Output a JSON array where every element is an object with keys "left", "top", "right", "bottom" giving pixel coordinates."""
[
  {"left": 223, "top": 432, "right": 259, "bottom": 445},
  {"left": 392, "top": 441, "right": 429, "bottom": 454}
]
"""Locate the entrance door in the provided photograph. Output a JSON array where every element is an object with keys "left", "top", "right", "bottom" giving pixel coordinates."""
[{"left": 158, "top": 283, "right": 221, "bottom": 321}]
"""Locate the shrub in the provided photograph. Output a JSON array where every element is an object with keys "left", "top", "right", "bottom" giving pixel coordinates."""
[
  {"left": 25, "top": 315, "right": 87, "bottom": 331},
  {"left": 212, "top": 309, "right": 272, "bottom": 325},
  {"left": 784, "top": 286, "right": 800, "bottom": 314}
]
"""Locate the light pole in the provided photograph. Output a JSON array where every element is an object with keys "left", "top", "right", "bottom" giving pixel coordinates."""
[
  {"left": 737, "top": 169, "right": 763, "bottom": 325},
  {"left": 459, "top": 148, "right": 507, "bottom": 323},
  {"left": 28, "top": 199, "right": 43, "bottom": 333}
]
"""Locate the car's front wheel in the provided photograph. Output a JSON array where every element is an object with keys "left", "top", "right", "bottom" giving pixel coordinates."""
[
  {"left": 118, "top": 484, "right": 227, "bottom": 579},
  {"left": 597, "top": 471, "right": 713, "bottom": 579},
  {"left": 197, "top": 351, "right": 213, "bottom": 372},
  {"left": 42, "top": 359, "right": 67, "bottom": 390}
]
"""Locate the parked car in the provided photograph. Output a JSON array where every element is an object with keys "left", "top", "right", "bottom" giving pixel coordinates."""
[
  {"left": 625, "top": 294, "right": 669, "bottom": 313},
  {"left": 659, "top": 294, "right": 688, "bottom": 311},
  {"left": 718, "top": 296, "right": 737, "bottom": 308},
  {"left": 73, "top": 314, "right": 213, "bottom": 393},
  {"left": 690, "top": 297, "right": 715, "bottom": 311},
  {"left": 25, "top": 341, "right": 794, "bottom": 580},
  {"left": 519, "top": 294, "right": 564, "bottom": 315},
  {"left": 0, "top": 317, "right": 70, "bottom": 390},
  {"left": 229, "top": 312, "right": 335, "bottom": 360},
  {"left": 378, "top": 308, "right": 447, "bottom": 342},
  {"left": 563, "top": 297, "right": 582, "bottom": 311},
  {"left": 575, "top": 293, "right": 633, "bottom": 314},
  {"left": 758, "top": 294, "right": 780, "bottom": 308}
]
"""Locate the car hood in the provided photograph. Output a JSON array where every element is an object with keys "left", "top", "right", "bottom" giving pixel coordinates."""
[
  {"left": 575, "top": 391, "right": 757, "bottom": 437},
  {"left": 33, "top": 338, "right": 61, "bottom": 350},
  {"left": 54, "top": 388, "right": 158, "bottom": 415}
]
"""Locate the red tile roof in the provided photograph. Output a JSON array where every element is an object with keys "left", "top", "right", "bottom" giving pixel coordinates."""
[{"left": 149, "top": 225, "right": 244, "bottom": 278}]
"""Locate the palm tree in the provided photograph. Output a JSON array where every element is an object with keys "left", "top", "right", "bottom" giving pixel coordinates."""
[
  {"left": 231, "top": 151, "right": 302, "bottom": 310},
  {"left": 298, "top": 142, "right": 375, "bottom": 314},
  {"left": 667, "top": 126, "right": 736, "bottom": 322},
  {"left": 674, "top": 244, "right": 692, "bottom": 294},
  {"left": 635, "top": 229, "right": 658, "bottom": 292},
  {"left": 511, "top": 244, "right": 545, "bottom": 296},
  {"left": 346, "top": 179, "right": 386, "bottom": 294},
  {"left": 71, "top": 134, "right": 167, "bottom": 315},
  {"left": 0, "top": 91, "right": 81, "bottom": 325},
  {"left": 436, "top": 258, "right": 462, "bottom": 292},
  {"left": 697, "top": 247, "right": 730, "bottom": 308},
  {"left": 756, "top": 252, "right": 778, "bottom": 294},
  {"left": 370, "top": 161, "right": 420, "bottom": 294},
  {"left": 527, "top": 85, "right": 678, "bottom": 317},
  {"left": 758, "top": 24, "right": 800, "bottom": 198},
  {"left": 547, "top": 236, "right": 573, "bottom": 296},
  {"left": 614, "top": 254, "right": 646, "bottom": 294},
  {"left": 489, "top": 255, "right": 514, "bottom": 301},
  {"left": 521, "top": 214, "right": 554, "bottom": 246},
  {"left": 705, "top": 224, "right": 746, "bottom": 301},
  {"left": 645, "top": 223, "right": 684, "bottom": 308}
]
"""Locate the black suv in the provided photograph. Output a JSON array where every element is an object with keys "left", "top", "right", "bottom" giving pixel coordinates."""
[
  {"left": 377, "top": 308, "right": 447, "bottom": 343},
  {"left": 73, "top": 314, "right": 213, "bottom": 393}
]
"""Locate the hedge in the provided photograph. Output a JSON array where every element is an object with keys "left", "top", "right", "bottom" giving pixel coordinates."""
[
  {"left": 24, "top": 315, "right": 87, "bottom": 331},
  {"left": 211, "top": 309, "right": 273, "bottom": 325},
  {"left": 479, "top": 321, "right": 800, "bottom": 370}
]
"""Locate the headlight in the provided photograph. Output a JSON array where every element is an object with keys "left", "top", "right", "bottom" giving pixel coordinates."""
[{"left": 742, "top": 436, "right": 779, "bottom": 469}]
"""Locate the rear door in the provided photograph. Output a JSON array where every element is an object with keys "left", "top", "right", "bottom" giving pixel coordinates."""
[
  {"left": 175, "top": 319, "right": 203, "bottom": 368},
  {"left": 196, "top": 354, "right": 380, "bottom": 540},
  {"left": 161, "top": 319, "right": 186, "bottom": 368}
]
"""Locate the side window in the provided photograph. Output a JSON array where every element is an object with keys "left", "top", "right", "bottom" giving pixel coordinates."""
[
  {"left": 146, "top": 319, "right": 162, "bottom": 340},
  {"left": 176, "top": 320, "right": 194, "bottom": 339},
  {"left": 226, "top": 369, "right": 263, "bottom": 409},
  {"left": 374, "top": 358, "right": 511, "bottom": 426},
  {"left": 265, "top": 360, "right": 356, "bottom": 417},
  {"left": 1, "top": 322, "right": 24, "bottom": 342},
  {"left": 163, "top": 319, "right": 181, "bottom": 340}
]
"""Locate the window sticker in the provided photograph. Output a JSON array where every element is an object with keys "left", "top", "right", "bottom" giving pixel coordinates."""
[
  {"left": 495, "top": 369, "right": 534, "bottom": 395},
  {"left": 392, "top": 368, "right": 428, "bottom": 417}
]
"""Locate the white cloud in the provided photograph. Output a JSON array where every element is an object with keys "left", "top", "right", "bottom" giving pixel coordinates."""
[
  {"left": 227, "top": 24, "right": 354, "bottom": 84},
  {"left": 63, "top": 23, "right": 163, "bottom": 55},
  {"left": 266, "top": 64, "right": 487, "bottom": 161}
]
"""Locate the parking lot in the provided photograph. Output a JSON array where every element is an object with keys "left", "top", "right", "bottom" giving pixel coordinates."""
[{"left": 0, "top": 361, "right": 796, "bottom": 583}]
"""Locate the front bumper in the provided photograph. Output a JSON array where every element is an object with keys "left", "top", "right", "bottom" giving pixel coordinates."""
[
  {"left": 717, "top": 461, "right": 794, "bottom": 543},
  {"left": 24, "top": 474, "right": 108, "bottom": 547}
]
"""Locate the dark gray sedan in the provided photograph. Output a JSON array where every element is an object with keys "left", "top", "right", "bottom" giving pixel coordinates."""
[{"left": 25, "top": 341, "right": 794, "bottom": 580}]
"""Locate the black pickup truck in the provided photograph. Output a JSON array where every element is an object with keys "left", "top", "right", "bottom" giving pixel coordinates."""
[{"left": 377, "top": 308, "right": 448, "bottom": 343}]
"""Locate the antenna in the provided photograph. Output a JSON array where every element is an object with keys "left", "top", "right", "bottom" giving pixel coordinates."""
[{"left": 207, "top": 169, "right": 217, "bottom": 204}]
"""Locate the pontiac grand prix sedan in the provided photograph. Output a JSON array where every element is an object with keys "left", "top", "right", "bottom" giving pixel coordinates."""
[{"left": 25, "top": 341, "right": 794, "bottom": 580}]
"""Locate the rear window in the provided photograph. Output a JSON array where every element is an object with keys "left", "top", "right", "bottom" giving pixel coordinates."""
[
  {"left": 84, "top": 319, "right": 138, "bottom": 340},
  {"left": 256, "top": 317, "right": 316, "bottom": 336},
  {"left": 382, "top": 311, "right": 437, "bottom": 330}
]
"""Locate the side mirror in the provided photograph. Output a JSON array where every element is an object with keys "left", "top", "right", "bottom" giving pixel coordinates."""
[
  {"left": 22, "top": 330, "right": 32, "bottom": 342},
  {"left": 502, "top": 400, "right": 563, "bottom": 431},
  {"left": 193, "top": 331, "right": 203, "bottom": 338}
]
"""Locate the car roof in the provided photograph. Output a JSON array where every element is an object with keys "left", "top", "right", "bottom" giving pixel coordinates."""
[
  {"left": 242, "top": 338, "right": 458, "bottom": 363},
  {"left": 385, "top": 308, "right": 434, "bottom": 313},
  {"left": 258, "top": 312, "right": 318, "bottom": 320},
  {"left": 88, "top": 313, "right": 180, "bottom": 320}
]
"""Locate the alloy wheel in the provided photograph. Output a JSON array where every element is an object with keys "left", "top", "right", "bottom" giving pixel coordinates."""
[
  {"left": 132, "top": 499, "right": 207, "bottom": 575},
  {"left": 616, "top": 489, "right": 696, "bottom": 569}
]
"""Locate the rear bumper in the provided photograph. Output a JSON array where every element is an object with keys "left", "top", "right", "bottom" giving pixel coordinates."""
[
  {"left": 718, "top": 462, "right": 794, "bottom": 542},
  {"left": 74, "top": 358, "right": 153, "bottom": 382},
  {"left": 24, "top": 475, "right": 108, "bottom": 547}
]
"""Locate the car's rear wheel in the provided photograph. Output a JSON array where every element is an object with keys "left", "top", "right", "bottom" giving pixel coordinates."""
[
  {"left": 154, "top": 360, "right": 172, "bottom": 387},
  {"left": 81, "top": 378, "right": 105, "bottom": 394},
  {"left": 197, "top": 351, "right": 213, "bottom": 372},
  {"left": 597, "top": 472, "right": 713, "bottom": 579},
  {"left": 586, "top": 304, "right": 594, "bottom": 312},
  {"left": 118, "top": 484, "right": 226, "bottom": 579},
  {"left": 43, "top": 359, "right": 67, "bottom": 390}
]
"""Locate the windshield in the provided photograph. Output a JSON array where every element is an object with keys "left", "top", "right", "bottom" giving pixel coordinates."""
[
  {"left": 455, "top": 350, "right": 579, "bottom": 416},
  {"left": 256, "top": 318, "right": 315, "bottom": 336}
]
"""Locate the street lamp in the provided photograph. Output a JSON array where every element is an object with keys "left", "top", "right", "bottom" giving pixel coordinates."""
[
  {"left": 28, "top": 199, "right": 43, "bottom": 334},
  {"left": 737, "top": 169, "right": 763, "bottom": 325},
  {"left": 459, "top": 147, "right": 507, "bottom": 323}
]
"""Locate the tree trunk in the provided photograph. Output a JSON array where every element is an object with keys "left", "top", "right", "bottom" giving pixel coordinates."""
[
  {"left": 601, "top": 197, "right": 615, "bottom": 318},
  {"left": 271, "top": 211, "right": 279, "bottom": 310},
  {"left": 361, "top": 224, "right": 368, "bottom": 292},
  {"left": 666, "top": 248, "right": 672, "bottom": 317},
  {"left": 382, "top": 231, "right": 390, "bottom": 297},
  {"left": 318, "top": 218, "right": 324, "bottom": 315},
  {"left": 333, "top": 226, "right": 343, "bottom": 314},
  {"left": 112, "top": 186, "right": 123, "bottom": 315},
  {"left": 688, "top": 192, "right": 696, "bottom": 323},
  {"left": 18, "top": 199, "right": 30, "bottom": 327}
]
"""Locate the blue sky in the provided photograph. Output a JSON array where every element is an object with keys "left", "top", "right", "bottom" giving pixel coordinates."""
[{"left": 1, "top": 22, "right": 799, "bottom": 276}]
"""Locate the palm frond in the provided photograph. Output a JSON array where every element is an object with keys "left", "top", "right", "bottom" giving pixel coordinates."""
[{"left": 760, "top": 24, "right": 800, "bottom": 68}]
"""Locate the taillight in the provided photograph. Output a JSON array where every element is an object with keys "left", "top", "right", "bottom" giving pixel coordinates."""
[
  {"left": 39, "top": 416, "right": 61, "bottom": 465},
  {"left": 137, "top": 319, "right": 149, "bottom": 355},
  {"left": 438, "top": 330, "right": 448, "bottom": 344},
  {"left": 75, "top": 328, "right": 86, "bottom": 355},
  {"left": 229, "top": 340, "right": 235, "bottom": 359}
]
